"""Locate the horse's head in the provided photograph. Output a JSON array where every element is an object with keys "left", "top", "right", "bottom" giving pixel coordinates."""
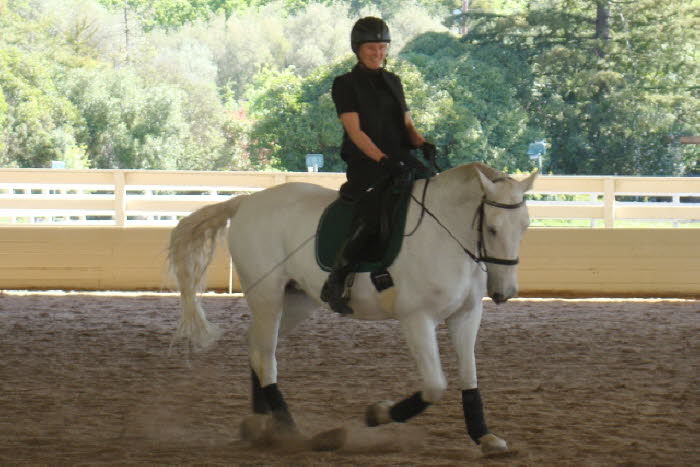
[{"left": 475, "top": 169, "right": 537, "bottom": 304}]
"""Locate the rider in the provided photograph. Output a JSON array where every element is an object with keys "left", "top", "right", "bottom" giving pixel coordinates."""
[{"left": 321, "top": 16, "right": 437, "bottom": 315}]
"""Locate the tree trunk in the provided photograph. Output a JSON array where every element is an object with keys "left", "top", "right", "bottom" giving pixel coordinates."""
[
  {"left": 123, "top": 5, "right": 130, "bottom": 63},
  {"left": 223, "top": 8, "right": 231, "bottom": 34},
  {"left": 595, "top": 1, "right": 610, "bottom": 57},
  {"left": 460, "top": 0, "right": 470, "bottom": 36}
]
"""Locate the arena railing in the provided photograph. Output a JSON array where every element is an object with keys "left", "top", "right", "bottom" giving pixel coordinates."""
[{"left": 0, "top": 169, "right": 698, "bottom": 228}]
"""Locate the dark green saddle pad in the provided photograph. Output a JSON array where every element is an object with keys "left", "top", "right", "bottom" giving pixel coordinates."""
[{"left": 315, "top": 185, "right": 413, "bottom": 273}]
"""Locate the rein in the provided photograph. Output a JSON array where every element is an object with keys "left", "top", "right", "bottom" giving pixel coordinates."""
[{"left": 407, "top": 177, "right": 524, "bottom": 267}]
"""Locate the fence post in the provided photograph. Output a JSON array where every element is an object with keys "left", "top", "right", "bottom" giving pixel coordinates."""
[
  {"left": 603, "top": 177, "right": 615, "bottom": 228},
  {"left": 114, "top": 170, "right": 126, "bottom": 227}
]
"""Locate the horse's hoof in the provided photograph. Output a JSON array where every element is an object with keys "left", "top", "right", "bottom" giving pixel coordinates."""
[
  {"left": 310, "top": 427, "right": 347, "bottom": 451},
  {"left": 240, "top": 414, "right": 309, "bottom": 451},
  {"left": 365, "top": 400, "right": 394, "bottom": 427},
  {"left": 240, "top": 414, "right": 272, "bottom": 443},
  {"left": 480, "top": 433, "right": 512, "bottom": 457}
]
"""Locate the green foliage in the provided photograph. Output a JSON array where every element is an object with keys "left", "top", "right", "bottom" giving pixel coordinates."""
[
  {"left": 246, "top": 55, "right": 455, "bottom": 172},
  {"left": 0, "top": 46, "right": 82, "bottom": 168},
  {"left": 60, "top": 67, "right": 184, "bottom": 169},
  {"left": 212, "top": 3, "right": 354, "bottom": 100},
  {"left": 59, "top": 66, "right": 246, "bottom": 170},
  {"left": 523, "top": 0, "right": 698, "bottom": 175},
  {"left": 98, "top": 0, "right": 222, "bottom": 31},
  {"left": 429, "top": 0, "right": 699, "bottom": 175},
  {"left": 247, "top": 60, "right": 348, "bottom": 171},
  {"left": 401, "top": 32, "right": 537, "bottom": 172},
  {"left": 252, "top": 0, "right": 456, "bottom": 17},
  {"left": 1, "top": 0, "right": 696, "bottom": 176}
]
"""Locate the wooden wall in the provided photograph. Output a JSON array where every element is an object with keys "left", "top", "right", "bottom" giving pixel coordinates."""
[
  {"left": 518, "top": 229, "right": 698, "bottom": 298},
  {"left": 0, "top": 227, "right": 232, "bottom": 293},
  {"left": 0, "top": 226, "right": 697, "bottom": 298}
]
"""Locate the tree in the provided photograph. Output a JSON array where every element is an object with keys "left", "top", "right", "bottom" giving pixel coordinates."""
[
  {"left": 60, "top": 67, "right": 185, "bottom": 169},
  {"left": 96, "top": 0, "right": 254, "bottom": 62},
  {"left": 246, "top": 55, "right": 456, "bottom": 172},
  {"left": 525, "top": 0, "right": 698, "bottom": 174},
  {"left": 439, "top": 0, "right": 699, "bottom": 175},
  {"left": 0, "top": 6, "right": 85, "bottom": 168},
  {"left": 246, "top": 63, "right": 342, "bottom": 171},
  {"left": 4, "top": 0, "right": 694, "bottom": 175},
  {"left": 401, "top": 31, "right": 538, "bottom": 171}
]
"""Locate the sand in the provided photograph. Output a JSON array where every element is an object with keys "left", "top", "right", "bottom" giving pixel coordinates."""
[{"left": 0, "top": 292, "right": 698, "bottom": 465}]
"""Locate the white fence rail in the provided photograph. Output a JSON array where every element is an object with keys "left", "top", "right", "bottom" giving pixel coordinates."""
[{"left": 1, "top": 169, "right": 699, "bottom": 227}]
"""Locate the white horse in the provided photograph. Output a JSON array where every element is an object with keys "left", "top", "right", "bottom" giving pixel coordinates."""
[{"left": 168, "top": 162, "right": 537, "bottom": 455}]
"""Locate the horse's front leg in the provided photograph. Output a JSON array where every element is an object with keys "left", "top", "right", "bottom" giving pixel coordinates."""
[
  {"left": 366, "top": 313, "right": 445, "bottom": 426},
  {"left": 446, "top": 301, "right": 509, "bottom": 456}
]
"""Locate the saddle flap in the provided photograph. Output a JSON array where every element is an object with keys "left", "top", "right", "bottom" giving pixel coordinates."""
[{"left": 315, "top": 183, "right": 414, "bottom": 273}]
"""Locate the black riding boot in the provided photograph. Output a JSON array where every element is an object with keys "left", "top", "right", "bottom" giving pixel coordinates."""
[{"left": 321, "top": 222, "right": 373, "bottom": 315}]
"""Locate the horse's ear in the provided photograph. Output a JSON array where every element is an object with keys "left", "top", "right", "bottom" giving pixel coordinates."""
[
  {"left": 519, "top": 169, "right": 538, "bottom": 192},
  {"left": 476, "top": 169, "right": 496, "bottom": 197}
]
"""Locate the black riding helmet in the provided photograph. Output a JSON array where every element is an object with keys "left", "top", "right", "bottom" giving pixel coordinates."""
[{"left": 351, "top": 17, "right": 391, "bottom": 55}]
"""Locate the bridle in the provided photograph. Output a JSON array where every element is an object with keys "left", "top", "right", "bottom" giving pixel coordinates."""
[
  {"left": 473, "top": 196, "right": 525, "bottom": 266},
  {"left": 407, "top": 177, "right": 525, "bottom": 267}
]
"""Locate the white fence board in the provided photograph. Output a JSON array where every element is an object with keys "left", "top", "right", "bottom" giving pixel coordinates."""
[{"left": 0, "top": 169, "right": 698, "bottom": 227}]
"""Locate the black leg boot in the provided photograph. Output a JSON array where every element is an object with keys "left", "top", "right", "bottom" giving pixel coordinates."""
[
  {"left": 320, "top": 262, "right": 354, "bottom": 315},
  {"left": 321, "top": 222, "right": 372, "bottom": 315}
]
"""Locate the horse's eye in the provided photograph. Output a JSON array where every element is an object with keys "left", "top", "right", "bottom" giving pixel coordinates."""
[{"left": 487, "top": 226, "right": 497, "bottom": 236}]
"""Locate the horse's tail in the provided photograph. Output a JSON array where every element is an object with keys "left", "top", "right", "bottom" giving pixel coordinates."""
[{"left": 168, "top": 194, "right": 248, "bottom": 350}]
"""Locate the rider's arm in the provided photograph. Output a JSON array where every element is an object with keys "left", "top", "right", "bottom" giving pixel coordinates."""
[
  {"left": 404, "top": 112, "right": 425, "bottom": 148},
  {"left": 339, "top": 112, "right": 387, "bottom": 162}
]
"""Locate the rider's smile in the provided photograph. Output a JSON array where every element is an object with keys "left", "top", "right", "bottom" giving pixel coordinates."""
[{"left": 357, "top": 42, "right": 388, "bottom": 70}]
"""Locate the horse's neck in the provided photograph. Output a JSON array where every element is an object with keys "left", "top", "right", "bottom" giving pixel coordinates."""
[
  {"left": 417, "top": 168, "right": 484, "bottom": 241},
  {"left": 425, "top": 168, "right": 483, "bottom": 214}
]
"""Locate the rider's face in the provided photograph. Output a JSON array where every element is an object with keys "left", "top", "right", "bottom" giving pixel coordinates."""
[{"left": 358, "top": 42, "right": 389, "bottom": 70}]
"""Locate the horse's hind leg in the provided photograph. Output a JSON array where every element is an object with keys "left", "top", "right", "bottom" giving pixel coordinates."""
[
  {"left": 250, "top": 368, "right": 269, "bottom": 414},
  {"left": 278, "top": 282, "right": 315, "bottom": 338},
  {"left": 246, "top": 292, "right": 297, "bottom": 431}
]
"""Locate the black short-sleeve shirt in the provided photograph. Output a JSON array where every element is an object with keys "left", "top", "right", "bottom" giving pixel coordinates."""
[
  {"left": 332, "top": 77, "right": 360, "bottom": 115},
  {"left": 331, "top": 65, "right": 414, "bottom": 196},
  {"left": 332, "top": 65, "right": 410, "bottom": 161}
]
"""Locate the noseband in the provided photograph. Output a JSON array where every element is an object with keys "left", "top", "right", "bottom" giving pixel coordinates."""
[
  {"left": 473, "top": 197, "right": 525, "bottom": 266},
  {"left": 408, "top": 177, "right": 525, "bottom": 267}
]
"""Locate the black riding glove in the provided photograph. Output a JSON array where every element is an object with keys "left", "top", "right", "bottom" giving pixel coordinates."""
[
  {"left": 420, "top": 142, "right": 437, "bottom": 162},
  {"left": 420, "top": 141, "right": 441, "bottom": 173},
  {"left": 378, "top": 157, "right": 407, "bottom": 178}
]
